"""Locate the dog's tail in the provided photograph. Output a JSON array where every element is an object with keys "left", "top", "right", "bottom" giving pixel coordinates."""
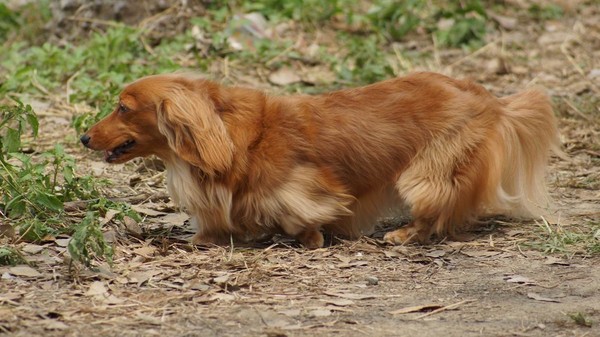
[{"left": 492, "top": 88, "right": 563, "bottom": 218}]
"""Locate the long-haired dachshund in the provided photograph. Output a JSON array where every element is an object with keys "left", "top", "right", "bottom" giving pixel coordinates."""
[{"left": 81, "top": 72, "right": 561, "bottom": 248}]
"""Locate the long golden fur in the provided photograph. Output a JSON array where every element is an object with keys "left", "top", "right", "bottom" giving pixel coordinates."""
[{"left": 81, "top": 72, "right": 561, "bottom": 248}]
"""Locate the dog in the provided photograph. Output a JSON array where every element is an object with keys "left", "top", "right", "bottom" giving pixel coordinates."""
[{"left": 80, "top": 72, "right": 561, "bottom": 248}]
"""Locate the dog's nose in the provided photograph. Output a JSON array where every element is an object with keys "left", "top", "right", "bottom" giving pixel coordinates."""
[{"left": 80, "top": 134, "right": 91, "bottom": 146}]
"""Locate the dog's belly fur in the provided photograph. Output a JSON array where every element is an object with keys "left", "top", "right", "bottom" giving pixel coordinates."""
[{"left": 167, "top": 157, "right": 356, "bottom": 243}]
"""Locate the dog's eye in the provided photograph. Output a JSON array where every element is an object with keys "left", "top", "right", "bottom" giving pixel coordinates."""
[{"left": 118, "top": 103, "right": 128, "bottom": 113}]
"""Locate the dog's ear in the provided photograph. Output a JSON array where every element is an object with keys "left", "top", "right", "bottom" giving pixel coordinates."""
[{"left": 157, "top": 88, "right": 234, "bottom": 175}]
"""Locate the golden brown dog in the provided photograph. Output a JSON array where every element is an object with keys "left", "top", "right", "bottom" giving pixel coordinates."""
[{"left": 81, "top": 72, "right": 561, "bottom": 248}]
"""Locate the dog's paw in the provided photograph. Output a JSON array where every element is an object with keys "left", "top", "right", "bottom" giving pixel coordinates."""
[
  {"left": 383, "top": 228, "right": 413, "bottom": 245},
  {"left": 296, "top": 230, "right": 324, "bottom": 249},
  {"left": 191, "top": 232, "right": 224, "bottom": 246},
  {"left": 383, "top": 226, "right": 429, "bottom": 245}
]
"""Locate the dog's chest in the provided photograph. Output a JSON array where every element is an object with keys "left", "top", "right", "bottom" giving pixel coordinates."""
[{"left": 163, "top": 159, "right": 347, "bottom": 236}]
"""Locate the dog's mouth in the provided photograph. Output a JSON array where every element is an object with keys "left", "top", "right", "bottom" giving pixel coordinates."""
[{"left": 104, "top": 140, "right": 136, "bottom": 163}]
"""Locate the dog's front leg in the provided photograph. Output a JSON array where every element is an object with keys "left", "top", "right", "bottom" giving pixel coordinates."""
[
  {"left": 295, "top": 229, "right": 325, "bottom": 249},
  {"left": 189, "top": 215, "right": 232, "bottom": 246}
]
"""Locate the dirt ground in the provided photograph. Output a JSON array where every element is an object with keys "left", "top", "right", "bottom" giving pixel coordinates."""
[{"left": 1, "top": 1, "right": 600, "bottom": 337}]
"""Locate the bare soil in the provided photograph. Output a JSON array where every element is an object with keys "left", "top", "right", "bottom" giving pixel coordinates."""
[{"left": 1, "top": 1, "right": 599, "bottom": 336}]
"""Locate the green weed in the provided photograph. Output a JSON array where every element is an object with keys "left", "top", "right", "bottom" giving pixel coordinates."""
[
  {"left": 0, "top": 101, "right": 135, "bottom": 266},
  {"left": 238, "top": 0, "right": 354, "bottom": 24},
  {"left": 367, "top": 0, "right": 425, "bottom": 41},
  {"left": 526, "top": 219, "right": 600, "bottom": 256},
  {"left": 0, "top": 3, "right": 19, "bottom": 41},
  {"left": 0, "top": 246, "right": 26, "bottom": 266},
  {"left": 528, "top": 3, "right": 564, "bottom": 21},
  {"left": 68, "top": 211, "right": 114, "bottom": 267},
  {"left": 0, "top": 0, "right": 51, "bottom": 43},
  {"left": 432, "top": 0, "right": 487, "bottom": 48},
  {"left": 365, "top": 0, "right": 487, "bottom": 47},
  {"left": 568, "top": 312, "right": 593, "bottom": 328},
  {"left": 337, "top": 34, "right": 395, "bottom": 84}
]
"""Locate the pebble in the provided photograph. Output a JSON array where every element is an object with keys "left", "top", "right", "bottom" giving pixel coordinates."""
[{"left": 366, "top": 276, "right": 379, "bottom": 285}]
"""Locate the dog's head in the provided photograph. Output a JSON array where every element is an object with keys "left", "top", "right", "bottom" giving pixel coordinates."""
[{"left": 81, "top": 74, "right": 234, "bottom": 175}]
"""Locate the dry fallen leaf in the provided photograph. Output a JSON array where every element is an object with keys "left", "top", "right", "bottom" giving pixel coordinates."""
[
  {"left": 0, "top": 224, "right": 16, "bottom": 239},
  {"left": 490, "top": 12, "right": 518, "bottom": 30},
  {"left": 383, "top": 250, "right": 402, "bottom": 258},
  {"left": 323, "top": 292, "right": 376, "bottom": 300},
  {"left": 309, "top": 309, "right": 332, "bottom": 317},
  {"left": 302, "top": 67, "right": 336, "bottom": 86},
  {"left": 527, "top": 292, "right": 561, "bottom": 303},
  {"left": 210, "top": 293, "right": 235, "bottom": 301},
  {"left": 504, "top": 275, "right": 536, "bottom": 285},
  {"left": 0, "top": 293, "right": 22, "bottom": 303},
  {"left": 268, "top": 68, "right": 302, "bottom": 86},
  {"left": 544, "top": 256, "right": 570, "bottom": 266},
  {"left": 135, "top": 313, "right": 163, "bottom": 325},
  {"left": 213, "top": 274, "right": 230, "bottom": 285},
  {"left": 321, "top": 298, "right": 355, "bottom": 307},
  {"left": 100, "top": 209, "right": 120, "bottom": 225},
  {"left": 124, "top": 216, "right": 143, "bottom": 237},
  {"left": 133, "top": 246, "right": 157, "bottom": 258},
  {"left": 337, "top": 261, "right": 368, "bottom": 268},
  {"left": 278, "top": 309, "right": 301, "bottom": 317},
  {"left": 333, "top": 254, "right": 351, "bottom": 264},
  {"left": 461, "top": 250, "right": 502, "bottom": 258},
  {"left": 54, "top": 238, "right": 70, "bottom": 247},
  {"left": 128, "top": 270, "right": 160, "bottom": 286},
  {"left": 131, "top": 204, "right": 166, "bottom": 217},
  {"left": 389, "top": 304, "right": 443, "bottom": 315},
  {"left": 9, "top": 265, "right": 42, "bottom": 278},
  {"left": 158, "top": 212, "right": 189, "bottom": 225},
  {"left": 425, "top": 249, "right": 446, "bottom": 258},
  {"left": 22, "top": 244, "right": 45, "bottom": 254},
  {"left": 189, "top": 281, "right": 210, "bottom": 291},
  {"left": 41, "top": 319, "right": 69, "bottom": 330},
  {"left": 85, "top": 281, "right": 108, "bottom": 296},
  {"left": 102, "top": 294, "right": 125, "bottom": 305}
]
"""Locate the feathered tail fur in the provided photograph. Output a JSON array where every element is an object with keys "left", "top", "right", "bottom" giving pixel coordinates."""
[{"left": 493, "top": 88, "right": 562, "bottom": 218}]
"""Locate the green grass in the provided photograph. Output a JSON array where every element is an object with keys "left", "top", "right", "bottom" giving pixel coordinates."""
[{"left": 526, "top": 219, "right": 600, "bottom": 257}]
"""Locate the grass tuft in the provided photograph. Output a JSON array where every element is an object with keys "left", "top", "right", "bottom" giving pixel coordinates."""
[{"left": 526, "top": 218, "right": 600, "bottom": 256}]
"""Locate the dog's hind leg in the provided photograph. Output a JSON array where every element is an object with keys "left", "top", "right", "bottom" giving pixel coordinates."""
[
  {"left": 385, "top": 139, "right": 491, "bottom": 244},
  {"left": 385, "top": 174, "right": 469, "bottom": 245}
]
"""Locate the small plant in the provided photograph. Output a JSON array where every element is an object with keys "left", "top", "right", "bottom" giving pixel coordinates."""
[
  {"left": 68, "top": 211, "right": 114, "bottom": 267},
  {"left": 528, "top": 3, "right": 564, "bottom": 21},
  {"left": 367, "top": 0, "right": 424, "bottom": 41},
  {"left": 0, "top": 102, "right": 95, "bottom": 218},
  {"left": 238, "top": 0, "right": 353, "bottom": 24},
  {"left": 364, "top": 0, "right": 488, "bottom": 47},
  {"left": 0, "top": 3, "right": 19, "bottom": 41},
  {"left": 568, "top": 312, "right": 593, "bottom": 327},
  {"left": 337, "top": 34, "right": 395, "bottom": 84},
  {"left": 432, "top": 0, "right": 488, "bottom": 48},
  {"left": 0, "top": 100, "right": 135, "bottom": 266},
  {"left": 0, "top": 246, "right": 26, "bottom": 266}
]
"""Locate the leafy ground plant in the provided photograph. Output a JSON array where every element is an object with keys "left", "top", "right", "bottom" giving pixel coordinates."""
[
  {"left": 0, "top": 246, "right": 26, "bottom": 266},
  {"left": 0, "top": 101, "right": 134, "bottom": 267}
]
